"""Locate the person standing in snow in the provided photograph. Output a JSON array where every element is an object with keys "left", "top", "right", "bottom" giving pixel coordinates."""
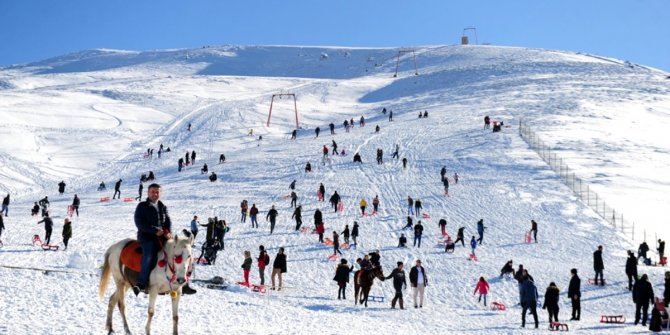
[
  {"left": 334, "top": 259, "right": 354, "bottom": 300},
  {"left": 71, "top": 194, "right": 80, "bottom": 217},
  {"left": 290, "top": 191, "right": 298, "bottom": 208},
  {"left": 359, "top": 116, "right": 365, "bottom": 127},
  {"left": 593, "top": 245, "right": 605, "bottom": 286},
  {"left": 520, "top": 276, "right": 539, "bottom": 328},
  {"left": 453, "top": 172, "right": 459, "bottom": 184},
  {"left": 470, "top": 236, "right": 477, "bottom": 256},
  {"left": 62, "top": 217, "right": 72, "bottom": 250},
  {"left": 633, "top": 274, "right": 654, "bottom": 326},
  {"left": 266, "top": 205, "right": 279, "bottom": 234},
  {"left": 249, "top": 204, "right": 259, "bottom": 228},
  {"left": 240, "top": 200, "right": 248, "bottom": 223},
  {"left": 391, "top": 144, "right": 399, "bottom": 159},
  {"left": 530, "top": 220, "right": 538, "bottom": 243},
  {"left": 0, "top": 213, "right": 5, "bottom": 241},
  {"left": 398, "top": 234, "right": 407, "bottom": 247},
  {"left": 38, "top": 196, "right": 50, "bottom": 216},
  {"left": 190, "top": 215, "right": 199, "bottom": 241},
  {"left": 443, "top": 177, "right": 449, "bottom": 195},
  {"left": 484, "top": 115, "right": 491, "bottom": 129},
  {"left": 407, "top": 196, "right": 414, "bottom": 216},
  {"left": 376, "top": 148, "right": 383, "bottom": 164},
  {"left": 257, "top": 245, "right": 270, "bottom": 286},
  {"left": 1, "top": 194, "right": 9, "bottom": 216},
  {"left": 568, "top": 268, "right": 581, "bottom": 320},
  {"left": 402, "top": 157, "right": 408, "bottom": 169},
  {"left": 241, "top": 250, "right": 252, "bottom": 286},
  {"left": 332, "top": 231, "right": 342, "bottom": 255},
  {"left": 476, "top": 219, "right": 485, "bottom": 244},
  {"left": 329, "top": 191, "right": 340, "bottom": 212},
  {"left": 331, "top": 140, "right": 339, "bottom": 155},
  {"left": 58, "top": 181, "right": 66, "bottom": 195},
  {"left": 413, "top": 220, "right": 424, "bottom": 248},
  {"left": 329, "top": 122, "right": 335, "bottom": 135},
  {"left": 440, "top": 166, "right": 447, "bottom": 181},
  {"left": 658, "top": 239, "right": 666, "bottom": 262},
  {"left": 219, "top": 153, "right": 226, "bottom": 164},
  {"left": 271, "top": 247, "right": 287, "bottom": 290},
  {"left": 316, "top": 220, "right": 325, "bottom": 243},
  {"left": 37, "top": 212, "right": 54, "bottom": 245},
  {"left": 454, "top": 227, "right": 466, "bottom": 247},
  {"left": 341, "top": 224, "right": 350, "bottom": 244},
  {"left": 178, "top": 158, "right": 184, "bottom": 172},
  {"left": 318, "top": 183, "right": 326, "bottom": 202},
  {"left": 414, "top": 198, "right": 422, "bottom": 217},
  {"left": 386, "top": 261, "right": 407, "bottom": 309},
  {"left": 113, "top": 179, "right": 122, "bottom": 199},
  {"left": 191, "top": 150, "right": 196, "bottom": 163},
  {"left": 542, "top": 282, "right": 560, "bottom": 323},
  {"left": 313, "top": 208, "right": 323, "bottom": 229},
  {"left": 372, "top": 195, "right": 380, "bottom": 213},
  {"left": 291, "top": 129, "right": 297, "bottom": 140},
  {"left": 359, "top": 198, "right": 367, "bottom": 216},
  {"left": 343, "top": 119, "right": 349, "bottom": 133},
  {"left": 473, "top": 277, "right": 490, "bottom": 306},
  {"left": 315, "top": 127, "right": 321, "bottom": 138},
  {"left": 409, "top": 260, "right": 428, "bottom": 308},
  {"left": 135, "top": 183, "right": 144, "bottom": 201},
  {"left": 351, "top": 221, "right": 359, "bottom": 246},
  {"left": 625, "top": 250, "right": 638, "bottom": 291},
  {"left": 438, "top": 218, "right": 447, "bottom": 236},
  {"left": 292, "top": 205, "right": 303, "bottom": 231}
]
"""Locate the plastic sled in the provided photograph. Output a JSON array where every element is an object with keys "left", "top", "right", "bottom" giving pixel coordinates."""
[
  {"left": 599, "top": 315, "right": 625, "bottom": 323},
  {"left": 468, "top": 253, "right": 478, "bottom": 261},
  {"left": 549, "top": 322, "right": 569, "bottom": 331},
  {"left": 368, "top": 295, "right": 385, "bottom": 302},
  {"left": 323, "top": 238, "right": 334, "bottom": 246},
  {"left": 422, "top": 213, "right": 431, "bottom": 219},
  {"left": 42, "top": 244, "right": 59, "bottom": 251},
  {"left": 100, "top": 197, "right": 110, "bottom": 202},
  {"left": 32, "top": 235, "right": 43, "bottom": 246},
  {"left": 491, "top": 302, "right": 506, "bottom": 311},
  {"left": 588, "top": 278, "right": 606, "bottom": 285},
  {"left": 123, "top": 197, "right": 135, "bottom": 202},
  {"left": 327, "top": 254, "right": 338, "bottom": 261}
]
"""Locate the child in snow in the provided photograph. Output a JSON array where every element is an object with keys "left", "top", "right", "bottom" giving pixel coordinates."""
[
  {"left": 474, "top": 277, "right": 490, "bottom": 306},
  {"left": 62, "top": 218, "right": 72, "bottom": 250},
  {"left": 241, "top": 250, "right": 252, "bottom": 286}
]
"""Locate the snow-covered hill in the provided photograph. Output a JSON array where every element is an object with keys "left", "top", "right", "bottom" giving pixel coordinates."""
[{"left": 0, "top": 45, "right": 669, "bottom": 334}]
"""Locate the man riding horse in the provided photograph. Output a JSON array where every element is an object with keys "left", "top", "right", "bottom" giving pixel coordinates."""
[{"left": 133, "top": 183, "right": 196, "bottom": 295}]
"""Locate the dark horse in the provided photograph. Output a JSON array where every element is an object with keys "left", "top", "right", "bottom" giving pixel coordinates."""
[{"left": 354, "top": 266, "right": 385, "bottom": 307}]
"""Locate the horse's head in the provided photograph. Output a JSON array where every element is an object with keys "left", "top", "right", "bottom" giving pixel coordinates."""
[
  {"left": 372, "top": 266, "right": 385, "bottom": 281},
  {"left": 164, "top": 233, "right": 194, "bottom": 285}
]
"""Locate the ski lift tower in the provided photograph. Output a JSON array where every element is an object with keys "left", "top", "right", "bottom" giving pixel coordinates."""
[
  {"left": 461, "top": 27, "right": 478, "bottom": 45},
  {"left": 266, "top": 93, "right": 300, "bottom": 129},
  {"left": 393, "top": 49, "right": 419, "bottom": 78}
]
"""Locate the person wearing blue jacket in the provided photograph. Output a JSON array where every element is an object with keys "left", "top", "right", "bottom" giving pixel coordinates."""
[
  {"left": 470, "top": 236, "right": 477, "bottom": 256},
  {"left": 133, "top": 183, "right": 172, "bottom": 295},
  {"left": 520, "top": 276, "right": 539, "bottom": 328}
]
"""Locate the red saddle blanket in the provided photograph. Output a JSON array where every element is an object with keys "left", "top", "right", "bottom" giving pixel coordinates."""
[{"left": 120, "top": 241, "right": 143, "bottom": 272}]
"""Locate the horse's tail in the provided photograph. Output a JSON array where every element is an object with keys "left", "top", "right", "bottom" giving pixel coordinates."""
[{"left": 98, "top": 248, "right": 112, "bottom": 300}]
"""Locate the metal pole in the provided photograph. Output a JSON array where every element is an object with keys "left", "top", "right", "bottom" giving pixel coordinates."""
[
  {"left": 267, "top": 95, "right": 275, "bottom": 127},
  {"left": 293, "top": 94, "right": 299, "bottom": 129}
]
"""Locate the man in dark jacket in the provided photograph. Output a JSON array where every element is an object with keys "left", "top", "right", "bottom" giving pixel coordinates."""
[
  {"left": 272, "top": 247, "right": 287, "bottom": 291},
  {"left": 413, "top": 198, "right": 422, "bottom": 217},
  {"left": 542, "top": 282, "right": 560, "bottom": 323},
  {"left": 413, "top": 220, "right": 424, "bottom": 248},
  {"left": 351, "top": 221, "right": 359, "bottom": 246},
  {"left": 593, "top": 245, "right": 604, "bottom": 286},
  {"left": 520, "top": 277, "right": 539, "bottom": 328},
  {"left": 633, "top": 274, "right": 655, "bottom": 326},
  {"left": 113, "top": 179, "right": 122, "bottom": 199},
  {"left": 38, "top": 196, "right": 49, "bottom": 216},
  {"left": 454, "top": 227, "right": 466, "bottom": 247},
  {"left": 313, "top": 208, "right": 323, "bottom": 229},
  {"left": 249, "top": 204, "right": 259, "bottom": 228},
  {"left": 266, "top": 205, "right": 279, "bottom": 234},
  {"left": 71, "top": 194, "right": 80, "bottom": 217},
  {"left": 568, "top": 268, "right": 581, "bottom": 320},
  {"left": 438, "top": 218, "right": 447, "bottom": 236},
  {"left": 133, "top": 183, "right": 172, "bottom": 295},
  {"left": 290, "top": 191, "right": 297, "bottom": 208},
  {"left": 658, "top": 239, "right": 666, "bottom": 262},
  {"left": 476, "top": 219, "right": 485, "bottom": 244},
  {"left": 409, "top": 260, "right": 428, "bottom": 308},
  {"left": 530, "top": 220, "right": 538, "bottom": 243},
  {"left": 58, "top": 180, "right": 66, "bottom": 195},
  {"left": 292, "top": 205, "right": 303, "bottom": 231},
  {"left": 1, "top": 194, "right": 9, "bottom": 216},
  {"left": 135, "top": 183, "right": 144, "bottom": 201},
  {"left": 329, "top": 191, "right": 340, "bottom": 212},
  {"left": 37, "top": 212, "right": 54, "bottom": 245},
  {"left": 385, "top": 262, "right": 407, "bottom": 309},
  {"left": 625, "top": 250, "right": 638, "bottom": 291},
  {"left": 638, "top": 242, "right": 650, "bottom": 262},
  {"left": 333, "top": 259, "right": 353, "bottom": 299}
]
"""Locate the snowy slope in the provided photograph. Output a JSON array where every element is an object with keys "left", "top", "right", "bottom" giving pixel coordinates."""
[{"left": 0, "top": 45, "right": 669, "bottom": 334}]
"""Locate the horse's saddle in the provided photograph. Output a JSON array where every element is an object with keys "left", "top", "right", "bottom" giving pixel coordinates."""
[{"left": 120, "top": 240, "right": 143, "bottom": 272}]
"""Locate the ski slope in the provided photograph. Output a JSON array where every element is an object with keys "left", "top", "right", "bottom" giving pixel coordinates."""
[{"left": 0, "top": 45, "right": 669, "bottom": 334}]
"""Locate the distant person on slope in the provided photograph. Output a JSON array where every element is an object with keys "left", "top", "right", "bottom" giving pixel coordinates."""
[
  {"left": 62, "top": 217, "right": 72, "bottom": 250},
  {"left": 593, "top": 245, "right": 605, "bottom": 286},
  {"left": 71, "top": 194, "right": 80, "bottom": 216},
  {"left": 334, "top": 259, "right": 354, "bottom": 300},
  {"left": 625, "top": 250, "right": 638, "bottom": 291},
  {"left": 1, "top": 194, "right": 9, "bottom": 216},
  {"left": 58, "top": 181, "right": 66, "bottom": 195},
  {"left": 542, "top": 282, "right": 560, "bottom": 323},
  {"left": 37, "top": 212, "right": 54, "bottom": 245},
  {"left": 113, "top": 179, "right": 122, "bottom": 199}
]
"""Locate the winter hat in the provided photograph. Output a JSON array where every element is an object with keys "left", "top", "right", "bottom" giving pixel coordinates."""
[
  {"left": 571, "top": 268, "right": 578, "bottom": 275},
  {"left": 397, "top": 261, "right": 403, "bottom": 267},
  {"left": 341, "top": 259, "right": 348, "bottom": 265}
]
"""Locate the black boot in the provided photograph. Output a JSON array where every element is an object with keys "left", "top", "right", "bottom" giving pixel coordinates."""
[
  {"left": 399, "top": 298, "right": 404, "bottom": 309},
  {"left": 182, "top": 284, "right": 197, "bottom": 295}
]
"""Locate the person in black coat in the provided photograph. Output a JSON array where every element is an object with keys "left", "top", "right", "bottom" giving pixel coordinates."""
[
  {"left": 58, "top": 181, "right": 66, "bottom": 195},
  {"left": 520, "top": 277, "right": 539, "bottom": 328},
  {"left": 664, "top": 271, "right": 670, "bottom": 307},
  {"left": 454, "top": 227, "right": 465, "bottom": 246},
  {"left": 133, "top": 183, "right": 172, "bottom": 295},
  {"left": 542, "top": 282, "right": 560, "bottom": 323},
  {"left": 271, "top": 247, "right": 287, "bottom": 289},
  {"left": 413, "top": 220, "right": 424, "bottom": 248},
  {"left": 333, "top": 259, "right": 354, "bottom": 299},
  {"left": 530, "top": 220, "right": 538, "bottom": 243},
  {"left": 313, "top": 209, "right": 323, "bottom": 229},
  {"left": 385, "top": 262, "right": 407, "bottom": 309},
  {"left": 351, "top": 221, "right": 359, "bottom": 245},
  {"left": 315, "top": 126, "right": 320, "bottom": 138},
  {"left": 37, "top": 212, "right": 54, "bottom": 245},
  {"left": 593, "top": 245, "right": 604, "bottom": 286},
  {"left": 625, "top": 250, "right": 638, "bottom": 291},
  {"left": 71, "top": 194, "right": 80, "bottom": 217},
  {"left": 398, "top": 234, "right": 407, "bottom": 248},
  {"left": 266, "top": 205, "right": 279, "bottom": 234},
  {"left": 292, "top": 205, "right": 302, "bottom": 231},
  {"left": 658, "top": 239, "right": 666, "bottom": 262},
  {"left": 500, "top": 260, "right": 515, "bottom": 278},
  {"left": 633, "top": 274, "right": 655, "bottom": 326},
  {"left": 568, "top": 268, "right": 581, "bottom": 320},
  {"left": 638, "top": 242, "right": 650, "bottom": 262},
  {"left": 113, "top": 179, "right": 122, "bottom": 199},
  {"left": 329, "top": 191, "right": 340, "bottom": 212}
]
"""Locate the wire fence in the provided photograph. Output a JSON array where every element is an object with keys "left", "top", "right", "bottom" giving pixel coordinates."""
[{"left": 518, "top": 119, "right": 636, "bottom": 241}]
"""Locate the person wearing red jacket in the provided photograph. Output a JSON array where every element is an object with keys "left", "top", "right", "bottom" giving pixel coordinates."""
[
  {"left": 316, "top": 222, "right": 325, "bottom": 243},
  {"left": 249, "top": 204, "right": 259, "bottom": 228},
  {"left": 322, "top": 145, "right": 329, "bottom": 158},
  {"left": 474, "top": 276, "right": 490, "bottom": 306}
]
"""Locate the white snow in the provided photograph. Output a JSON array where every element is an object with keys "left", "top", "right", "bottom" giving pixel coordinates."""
[{"left": 0, "top": 44, "right": 669, "bottom": 334}]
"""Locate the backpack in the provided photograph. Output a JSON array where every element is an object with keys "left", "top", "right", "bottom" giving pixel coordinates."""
[{"left": 265, "top": 254, "right": 270, "bottom": 266}]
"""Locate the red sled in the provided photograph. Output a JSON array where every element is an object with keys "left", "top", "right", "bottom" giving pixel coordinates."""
[
  {"left": 422, "top": 213, "right": 431, "bottom": 219},
  {"left": 600, "top": 315, "right": 625, "bottom": 323},
  {"left": 327, "top": 254, "right": 338, "bottom": 261},
  {"left": 317, "top": 191, "right": 324, "bottom": 202},
  {"left": 340, "top": 243, "right": 350, "bottom": 250},
  {"left": 299, "top": 227, "right": 313, "bottom": 234},
  {"left": 660, "top": 256, "right": 668, "bottom": 266},
  {"left": 525, "top": 231, "right": 532, "bottom": 244},
  {"left": 323, "top": 238, "right": 334, "bottom": 246},
  {"left": 251, "top": 284, "right": 267, "bottom": 293},
  {"left": 491, "top": 302, "right": 506, "bottom": 311},
  {"left": 588, "top": 278, "right": 606, "bottom": 285},
  {"left": 67, "top": 205, "right": 74, "bottom": 217},
  {"left": 468, "top": 253, "right": 478, "bottom": 261},
  {"left": 100, "top": 197, "right": 110, "bottom": 202},
  {"left": 549, "top": 322, "right": 569, "bottom": 331},
  {"left": 337, "top": 202, "right": 344, "bottom": 212},
  {"left": 123, "top": 197, "right": 135, "bottom": 202}
]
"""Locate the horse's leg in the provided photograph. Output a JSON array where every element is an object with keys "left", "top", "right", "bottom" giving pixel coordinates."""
[
  {"left": 106, "top": 289, "right": 119, "bottom": 334},
  {"left": 117, "top": 282, "right": 132, "bottom": 335},
  {"left": 145, "top": 289, "right": 158, "bottom": 335},
  {"left": 171, "top": 293, "right": 180, "bottom": 335},
  {"left": 363, "top": 287, "right": 369, "bottom": 307}
]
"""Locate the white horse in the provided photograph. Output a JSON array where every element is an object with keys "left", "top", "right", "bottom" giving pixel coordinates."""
[{"left": 98, "top": 234, "right": 193, "bottom": 335}]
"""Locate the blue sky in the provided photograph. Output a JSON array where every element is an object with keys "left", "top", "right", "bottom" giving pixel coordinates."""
[{"left": 1, "top": 0, "right": 668, "bottom": 71}]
